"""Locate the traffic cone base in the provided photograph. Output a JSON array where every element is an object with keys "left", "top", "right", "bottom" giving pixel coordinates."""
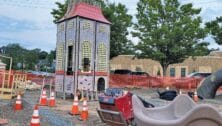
[
  {"left": 14, "top": 95, "right": 23, "bottom": 111},
  {"left": 79, "top": 100, "right": 88, "bottom": 121},
  {"left": 39, "top": 98, "right": 47, "bottom": 106},
  {"left": 80, "top": 108, "right": 88, "bottom": 121},
  {"left": 70, "top": 105, "right": 79, "bottom": 115},
  {"left": 70, "top": 96, "right": 79, "bottom": 115},
  {"left": 48, "top": 100, "right": 56, "bottom": 107},
  {"left": 14, "top": 102, "right": 22, "bottom": 111},
  {"left": 30, "top": 117, "right": 40, "bottom": 126},
  {"left": 48, "top": 92, "right": 56, "bottom": 107},
  {"left": 30, "top": 105, "right": 40, "bottom": 126},
  {"left": 39, "top": 89, "right": 47, "bottom": 106}
]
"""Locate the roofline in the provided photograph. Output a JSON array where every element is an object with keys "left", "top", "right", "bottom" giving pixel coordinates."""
[{"left": 56, "top": 15, "right": 111, "bottom": 25}]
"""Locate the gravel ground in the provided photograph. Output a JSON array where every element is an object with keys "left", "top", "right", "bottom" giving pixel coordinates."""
[
  {"left": 0, "top": 88, "right": 222, "bottom": 126},
  {"left": 0, "top": 89, "right": 105, "bottom": 126}
]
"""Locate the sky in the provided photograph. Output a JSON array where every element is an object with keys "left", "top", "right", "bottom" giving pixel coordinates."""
[{"left": 0, "top": 0, "right": 222, "bottom": 52}]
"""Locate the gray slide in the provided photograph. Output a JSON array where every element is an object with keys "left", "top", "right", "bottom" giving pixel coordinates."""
[
  {"left": 197, "top": 69, "right": 222, "bottom": 99},
  {"left": 132, "top": 94, "right": 222, "bottom": 126}
]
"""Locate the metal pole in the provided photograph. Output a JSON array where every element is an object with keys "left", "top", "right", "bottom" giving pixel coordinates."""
[
  {"left": 39, "top": 76, "right": 46, "bottom": 104},
  {"left": 9, "top": 57, "right": 12, "bottom": 86}
]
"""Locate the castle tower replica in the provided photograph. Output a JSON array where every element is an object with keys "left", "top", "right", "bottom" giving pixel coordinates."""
[{"left": 55, "top": 0, "right": 111, "bottom": 97}]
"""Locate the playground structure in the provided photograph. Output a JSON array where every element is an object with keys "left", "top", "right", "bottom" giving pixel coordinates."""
[
  {"left": 197, "top": 69, "right": 222, "bottom": 99},
  {"left": 55, "top": 0, "right": 111, "bottom": 98},
  {"left": 132, "top": 94, "right": 222, "bottom": 126},
  {"left": 0, "top": 55, "right": 26, "bottom": 99}
]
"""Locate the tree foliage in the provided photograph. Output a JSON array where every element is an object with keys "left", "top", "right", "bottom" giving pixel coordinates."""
[
  {"left": 0, "top": 44, "right": 55, "bottom": 72},
  {"left": 206, "top": 16, "right": 222, "bottom": 45},
  {"left": 133, "top": 0, "right": 209, "bottom": 75},
  {"left": 51, "top": 0, "right": 134, "bottom": 58},
  {"left": 51, "top": 1, "right": 68, "bottom": 23}
]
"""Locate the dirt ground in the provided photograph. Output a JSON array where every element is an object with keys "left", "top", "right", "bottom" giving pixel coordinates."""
[{"left": 1, "top": 88, "right": 222, "bottom": 126}]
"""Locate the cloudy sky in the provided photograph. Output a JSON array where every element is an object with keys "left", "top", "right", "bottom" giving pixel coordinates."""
[{"left": 0, "top": 0, "right": 222, "bottom": 52}]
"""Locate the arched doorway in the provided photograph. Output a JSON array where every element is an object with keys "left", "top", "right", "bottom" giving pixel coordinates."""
[{"left": 97, "top": 78, "right": 105, "bottom": 92}]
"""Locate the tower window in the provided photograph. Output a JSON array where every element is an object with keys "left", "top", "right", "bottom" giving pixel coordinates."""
[
  {"left": 82, "top": 41, "right": 91, "bottom": 72},
  {"left": 67, "top": 21, "right": 74, "bottom": 29},
  {"left": 83, "top": 21, "right": 91, "bottom": 30},
  {"left": 97, "top": 43, "right": 107, "bottom": 72},
  {"left": 58, "top": 24, "right": 65, "bottom": 32},
  {"left": 67, "top": 45, "right": 73, "bottom": 75},
  {"left": 99, "top": 25, "right": 106, "bottom": 33}
]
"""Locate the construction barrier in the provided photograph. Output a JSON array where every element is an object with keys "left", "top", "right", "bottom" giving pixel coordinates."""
[
  {"left": 109, "top": 74, "right": 202, "bottom": 90},
  {"left": 0, "top": 70, "right": 27, "bottom": 99},
  {"left": 27, "top": 74, "right": 55, "bottom": 86}
]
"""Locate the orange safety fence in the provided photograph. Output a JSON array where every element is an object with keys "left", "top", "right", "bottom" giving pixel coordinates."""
[
  {"left": 26, "top": 73, "right": 55, "bottom": 85},
  {"left": 0, "top": 70, "right": 24, "bottom": 88},
  {"left": 0, "top": 70, "right": 55, "bottom": 87},
  {"left": 109, "top": 74, "right": 202, "bottom": 90}
]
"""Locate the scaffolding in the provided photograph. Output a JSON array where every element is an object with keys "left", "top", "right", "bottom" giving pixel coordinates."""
[{"left": 0, "top": 55, "right": 26, "bottom": 99}]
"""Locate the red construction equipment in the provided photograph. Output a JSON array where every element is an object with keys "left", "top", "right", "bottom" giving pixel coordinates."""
[
  {"left": 14, "top": 94, "right": 22, "bottom": 111},
  {"left": 30, "top": 105, "right": 40, "bottom": 126},
  {"left": 70, "top": 96, "right": 79, "bottom": 115},
  {"left": 97, "top": 88, "right": 134, "bottom": 126}
]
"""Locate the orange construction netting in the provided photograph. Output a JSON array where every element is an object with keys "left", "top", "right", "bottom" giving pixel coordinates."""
[{"left": 109, "top": 74, "right": 202, "bottom": 90}]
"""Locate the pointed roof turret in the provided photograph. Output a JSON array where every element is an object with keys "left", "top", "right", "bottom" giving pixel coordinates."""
[{"left": 58, "top": 0, "right": 110, "bottom": 24}]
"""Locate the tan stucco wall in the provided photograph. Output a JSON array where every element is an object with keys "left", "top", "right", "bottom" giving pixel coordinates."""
[
  {"left": 110, "top": 55, "right": 163, "bottom": 76},
  {"left": 167, "top": 56, "right": 222, "bottom": 76},
  {"left": 110, "top": 51, "right": 222, "bottom": 77}
]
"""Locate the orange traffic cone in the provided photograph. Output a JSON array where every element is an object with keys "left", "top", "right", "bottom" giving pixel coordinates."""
[
  {"left": 70, "top": 96, "right": 79, "bottom": 115},
  {"left": 14, "top": 94, "right": 22, "bottom": 111},
  {"left": 194, "top": 90, "right": 198, "bottom": 102},
  {"left": 39, "top": 88, "right": 47, "bottom": 106},
  {"left": 30, "top": 105, "right": 40, "bottom": 126},
  {"left": 80, "top": 99, "right": 88, "bottom": 121},
  {"left": 48, "top": 90, "right": 56, "bottom": 107}
]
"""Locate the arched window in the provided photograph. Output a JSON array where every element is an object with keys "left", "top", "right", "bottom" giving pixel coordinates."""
[
  {"left": 82, "top": 41, "right": 91, "bottom": 72},
  {"left": 97, "top": 43, "right": 107, "bottom": 72}
]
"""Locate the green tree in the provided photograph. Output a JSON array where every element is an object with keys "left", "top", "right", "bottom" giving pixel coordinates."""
[
  {"left": 1, "top": 43, "right": 26, "bottom": 70},
  {"left": 104, "top": 3, "right": 134, "bottom": 58},
  {"left": 206, "top": 16, "right": 222, "bottom": 45},
  {"left": 133, "top": 0, "right": 209, "bottom": 75},
  {"left": 0, "top": 44, "right": 56, "bottom": 71},
  {"left": 23, "top": 49, "right": 38, "bottom": 70},
  {"left": 47, "top": 50, "right": 56, "bottom": 66},
  {"left": 51, "top": 0, "right": 134, "bottom": 58},
  {"left": 51, "top": 1, "right": 68, "bottom": 23},
  {"left": 38, "top": 51, "right": 48, "bottom": 60}
]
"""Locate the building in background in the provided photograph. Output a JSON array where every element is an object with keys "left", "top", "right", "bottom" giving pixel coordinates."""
[
  {"left": 110, "top": 55, "right": 163, "bottom": 76},
  {"left": 110, "top": 51, "right": 222, "bottom": 77},
  {"left": 167, "top": 51, "right": 222, "bottom": 77},
  {"left": 55, "top": 0, "right": 110, "bottom": 96}
]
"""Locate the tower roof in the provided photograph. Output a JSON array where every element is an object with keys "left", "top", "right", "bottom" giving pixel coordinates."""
[{"left": 59, "top": 2, "right": 111, "bottom": 24}]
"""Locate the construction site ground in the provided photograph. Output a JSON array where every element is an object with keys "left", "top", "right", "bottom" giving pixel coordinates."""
[{"left": 1, "top": 88, "right": 222, "bottom": 126}]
